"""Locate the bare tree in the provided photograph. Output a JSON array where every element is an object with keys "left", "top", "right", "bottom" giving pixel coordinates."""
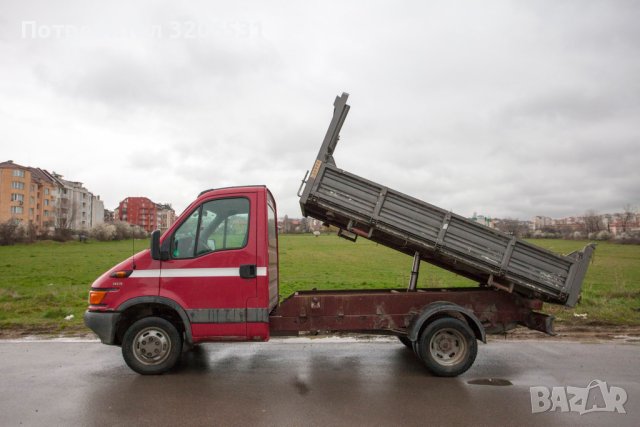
[
  {"left": 300, "top": 217, "right": 308, "bottom": 233},
  {"left": 54, "top": 198, "right": 76, "bottom": 241},
  {"left": 495, "top": 218, "right": 528, "bottom": 238},
  {"left": 582, "top": 210, "right": 602, "bottom": 234},
  {"left": 620, "top": 204, "right": 635, "bottom": 233},
  {"left": 0, "top": 220, "right": 22, "bottom": 245}
]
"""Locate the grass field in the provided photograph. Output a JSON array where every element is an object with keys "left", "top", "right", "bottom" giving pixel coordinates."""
[{"left": 0, "top": 235, "right": 639, "bottom": 334}]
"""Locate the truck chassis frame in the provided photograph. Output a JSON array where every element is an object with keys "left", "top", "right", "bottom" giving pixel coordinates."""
[{"left": 270, "top": 288, "right": 552, "bottom": 337}]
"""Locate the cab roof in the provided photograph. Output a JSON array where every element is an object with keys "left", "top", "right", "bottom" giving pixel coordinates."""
[{"left": 198, "top": 185, "right": 267, "bottom": 198}]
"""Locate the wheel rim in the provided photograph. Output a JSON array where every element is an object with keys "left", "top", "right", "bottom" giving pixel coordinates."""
[
  {"left": 132, "top": 327, "right": 172, "bottom": 366},
  {"left": 429, "top": 327, "right": 467, "bottom": 367}
]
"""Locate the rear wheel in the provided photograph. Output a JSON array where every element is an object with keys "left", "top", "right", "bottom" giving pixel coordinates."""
[
  {"left": 122, "top": 316, "right": 182, "bottom": 375},
  {"left": 416, "top": 317, "right": 477, "bottom": 377}
]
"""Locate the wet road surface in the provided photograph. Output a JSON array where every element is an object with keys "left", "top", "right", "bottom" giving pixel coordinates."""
[{"left": 0, "top": 338, "right": 638, "bottom": 426}]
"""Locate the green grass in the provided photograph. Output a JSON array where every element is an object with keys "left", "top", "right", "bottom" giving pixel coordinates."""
[
  {"left": 280, "top": 236, "right": 640, "bottom": 326},
  {"left": 536, "top": 239, "right": 640, "bottom": 325},
  {"left": 0, "top": 236, "right": 638, "bottom": 334},
  {"left": 278, "top": 234, "right": 473, "bottom": 294},
  {"left": 0, "top": 239, "right": 149, "bottom": 333}
]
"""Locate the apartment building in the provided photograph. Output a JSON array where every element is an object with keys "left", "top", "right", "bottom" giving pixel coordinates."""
[
  {"left": 156, "top": 203, "right": 176, "bottom": 232},
  {"left": 52, "top": 175, "right": 105, "bottom": 230},
  {"left": 0, "top": 161, "right": 34, "bottom": 225},
  {"left": 117, "top": 197, "right": 158, "bottom": 232},
  {"left": 116, "top": 198, "right": 177, "bottom": 233},
  {"left": 0, "top": 160, "right": 104, "bottom": 232},
  {"left": 30, "top": 168, "right": 59, "bottom": 229},
  {"left": 0, "top": 161, "right": 58, "bottom": 231}
]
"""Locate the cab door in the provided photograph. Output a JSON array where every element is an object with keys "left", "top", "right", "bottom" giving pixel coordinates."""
[{"left": 159, "top": 193, "right": 257, "bottom": 340}]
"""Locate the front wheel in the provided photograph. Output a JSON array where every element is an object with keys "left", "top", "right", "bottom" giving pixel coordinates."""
[
  {"left": 122, "top": 317, "right": 182, "bottom": 375},
  {"left": 416, "top": 317, "right": 477, "bottom": 377},
  {"left": 397, "top": 336, "right": 413, "bottom": 349}
]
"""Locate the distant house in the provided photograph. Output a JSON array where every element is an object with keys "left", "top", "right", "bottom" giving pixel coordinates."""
[
  {"left": 533, "top": 216, "right": 553, "bottom": 231},
  {"left": 470, "top": 212, "right": 496, "bottom": 229},
  {"left": 278, "top": 216, "right": 327, "bottom": 234},
  {"left": 605, "top": 213, "right": 640, "bottom": 235},
  {"left": 104, "top": 209, "right": 115, "bottom": 223}
]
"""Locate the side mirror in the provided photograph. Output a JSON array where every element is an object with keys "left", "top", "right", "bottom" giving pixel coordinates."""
[
  {"left": 151, "top": 230, "right": 169, "bottom": 261},
  {"left": 150, "top": 230, "right": 162, "bottom": 260}
]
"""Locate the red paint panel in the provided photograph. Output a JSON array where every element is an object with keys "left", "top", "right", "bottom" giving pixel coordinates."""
[
  {"left": 247, "top": 323, "right": 270, "bottom": 341},
  {"left": 192, "top": 323, "right": 247, "bottom": 340},
  {"left": 89, "top": 249, "right": 160, "bottom": 310}
]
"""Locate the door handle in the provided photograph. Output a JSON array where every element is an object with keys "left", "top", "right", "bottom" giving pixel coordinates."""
[{"left": 239, "top": 264, "right": 257, "bottom": 279}]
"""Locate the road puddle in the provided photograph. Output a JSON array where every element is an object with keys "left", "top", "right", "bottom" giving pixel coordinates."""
[{"left": 467, "top": 378, "right": 512, "bottom": 386}]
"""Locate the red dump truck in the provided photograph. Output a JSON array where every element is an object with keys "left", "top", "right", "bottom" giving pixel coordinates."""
[{"left": 84, "top": 93, "right": 594, "bottom": 376}]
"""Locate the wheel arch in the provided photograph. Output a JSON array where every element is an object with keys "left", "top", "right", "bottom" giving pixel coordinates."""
[
  {"left": 115, "top": 296, "right": 193, "bottom": 346},
  {"left": 408, "top": 301, "right": 486, "bottom": 343}
]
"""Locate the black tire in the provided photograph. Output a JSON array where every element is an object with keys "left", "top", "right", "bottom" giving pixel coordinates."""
[
  {"left": 412, "top": 340, "right": 420, "bottom": 357},
  {"left": 398, "top": 336, "right": 413, "bottom": 349},
  {"left": 122, "top": 316, "right": 182, "bottom": 375},
  {"left": 416, "top": 317, "right": 477, "bottom": 377},
  {"left": 182, "top": 341, "right": 197, "bottom": 353}
]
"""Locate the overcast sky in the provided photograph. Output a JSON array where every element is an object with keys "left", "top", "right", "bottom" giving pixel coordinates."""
[{"left": 1, "top": 0, "right": 638, "bottom": 220}]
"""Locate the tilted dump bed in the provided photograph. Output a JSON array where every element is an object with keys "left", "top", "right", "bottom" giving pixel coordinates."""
[{"left": 299, "top": 93, "right": 594, "bottom": 307}]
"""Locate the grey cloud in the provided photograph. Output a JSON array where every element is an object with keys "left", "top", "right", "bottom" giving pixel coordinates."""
[
  {"left": 1, "top": 0, "right": 639, "bottom": 219},
  {"left": 501, "top": 90, "right": 640, "bottom": 125},
  {"left": 31, "top": 30, "right": 279, "bottom": 112}
]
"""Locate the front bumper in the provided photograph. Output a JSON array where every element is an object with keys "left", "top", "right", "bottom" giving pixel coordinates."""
[{"left": 84, "top": 311, "right": 121, "bottom": 345}]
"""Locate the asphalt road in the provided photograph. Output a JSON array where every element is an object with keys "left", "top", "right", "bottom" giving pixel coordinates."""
[{"left": 0, "top": 338, "right": 638, "bottom": 426}]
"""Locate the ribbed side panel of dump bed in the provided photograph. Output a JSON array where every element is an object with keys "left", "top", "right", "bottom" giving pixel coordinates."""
[{"left": 299, "top": 93, "right": 594, "bottom": 307}]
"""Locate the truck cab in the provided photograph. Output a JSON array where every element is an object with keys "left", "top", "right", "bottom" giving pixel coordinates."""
[{"left": 85, "top": 186, "right": 279, "bottom": 374}]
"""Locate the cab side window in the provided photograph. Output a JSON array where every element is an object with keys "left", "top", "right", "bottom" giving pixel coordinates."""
[
  {"left": 172, "top": 209, "right": 200, "bottom": 259},
  {"left": 171, "top": 197, "right": 249, "bottom": 259},
  {"left": 196, "top": 198, "right": 249, "bottom": 255}
]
